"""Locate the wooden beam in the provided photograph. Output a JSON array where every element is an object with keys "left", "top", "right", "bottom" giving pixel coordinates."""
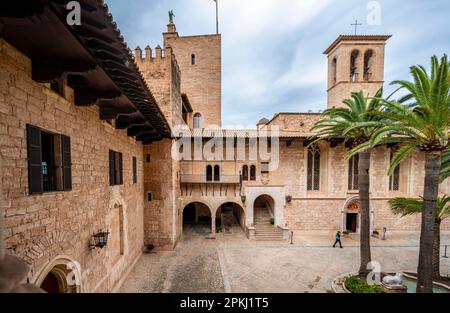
[
  {"left": 32, "top": 61, "right": 97, "bottom": 82},
  {"left": 74, "top": 89, "right": 122, "bottom": 106}
]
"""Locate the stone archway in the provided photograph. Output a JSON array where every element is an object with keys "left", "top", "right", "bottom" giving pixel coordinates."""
[
  {"left": 182, "top": 202, "right": 213, "bottom": 236},
  {"left": 244, "top": 186, "right": 286, "bottom": 228},
  {"left": 33, "top": 256, "right": 81, "bottom": 293},
  {"left": 341, "top": 196, "right": 374, "bottom": 234},
  {"left": 216, "top": 202, "right": 246, "bottom": 234}
]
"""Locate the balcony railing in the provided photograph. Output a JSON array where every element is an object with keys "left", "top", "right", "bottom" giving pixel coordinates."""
[{"left": 180, "top": 174, "right": 240, "bottom": 184}]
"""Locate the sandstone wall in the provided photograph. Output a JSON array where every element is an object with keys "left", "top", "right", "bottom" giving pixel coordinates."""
[
  {"left": 0, "top": 39, "right": 145, "bottom": 292},
  {"left": 164, "top": 33, "right": 221, "bottom": 128}
]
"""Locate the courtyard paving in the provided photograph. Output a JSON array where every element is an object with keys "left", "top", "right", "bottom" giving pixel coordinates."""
[{"left": 118, "top": 226, "right": 450, "bottom": 293}]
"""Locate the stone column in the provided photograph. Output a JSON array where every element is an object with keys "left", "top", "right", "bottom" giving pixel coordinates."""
[{"left": 211, "top": 214, "right": 216, "bottom": 236}]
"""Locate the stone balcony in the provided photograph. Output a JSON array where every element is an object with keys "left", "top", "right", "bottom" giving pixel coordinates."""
[{"left": 180, "top": 174, "right": 240, "bottom": 184}]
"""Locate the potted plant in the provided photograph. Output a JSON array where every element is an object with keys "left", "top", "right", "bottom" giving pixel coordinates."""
[
  {"left": 342, "top": 230, "right": 349, "bottom": 237},
  {"left": 269, "top": 218, "right": 275, "bottom": 225},
  {"left": 144, "top": 244, "right": 155, "bottom": 253},
  {"left": 372, "top": 230, "right": 380, "bottom": 238}
]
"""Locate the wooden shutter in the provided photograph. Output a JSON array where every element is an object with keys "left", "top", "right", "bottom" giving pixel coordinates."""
[
  {"left": 132, "top": 156, "right": 137, "bottom": 184},
  {"left": 61, "top": 135, "right": 72, "bottom": 191},
  {"left": 27, "top": 124, "right": 43, "bottom": 194},
  {"left": 109, "top": 149, "right": 115, "bottom": 185},
  {"left": 119, "top": 152, "right": 123, "bottom": 184}
]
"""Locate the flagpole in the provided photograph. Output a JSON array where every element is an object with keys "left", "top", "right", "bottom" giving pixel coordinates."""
[{"left": 215, "top": 0, "right": 219, "bottom": 34}]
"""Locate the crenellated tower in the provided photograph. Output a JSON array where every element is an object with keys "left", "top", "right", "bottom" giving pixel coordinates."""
[
  {"left": 163, "top": 23, "right": 222, "bottom": 128},
  {"left": 135, "top": 44, "right": 184, "bottom": 130},
  {"left": 324, "top": 35, "right": 391, "bottom": 108}
]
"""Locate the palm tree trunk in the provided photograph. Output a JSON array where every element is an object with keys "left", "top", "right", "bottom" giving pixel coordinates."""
[
  {"left": 416, "top": 150, "right": 441, "bottom": 293},
  {"left": 358, "top": 150, "right": 371, "bottom": 275},
  {"left": 432, "top": 220, "right": 441, "bottom": 280}
]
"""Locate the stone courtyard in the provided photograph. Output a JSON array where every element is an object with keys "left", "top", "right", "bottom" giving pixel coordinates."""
[{"left": 119, "top": 226, "right": 450, "bottom": 293}]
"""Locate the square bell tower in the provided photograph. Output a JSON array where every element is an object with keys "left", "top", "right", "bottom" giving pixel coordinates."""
[{"left": 324, "top": 35, "right": 391, "bottom": 108}]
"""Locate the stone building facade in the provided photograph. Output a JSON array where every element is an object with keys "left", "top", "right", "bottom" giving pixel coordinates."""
[{"left": 134, "top": 27, "right": 449, "bottom": 245}]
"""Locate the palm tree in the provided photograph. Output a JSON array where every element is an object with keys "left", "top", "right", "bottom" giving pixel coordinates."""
[
  {"left": 311, "top": 89, "right": 383, "bottom": 275},
  {"left": 389, "top": 196, "right": 450, "bottom": 280},
  {"left": 368, "top": 55, "right": 449, "bottom": 292}
]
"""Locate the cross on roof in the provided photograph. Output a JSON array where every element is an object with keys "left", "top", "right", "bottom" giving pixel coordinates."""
[{"left": 351, "top": 19, "right": 362, "bottom": 35}]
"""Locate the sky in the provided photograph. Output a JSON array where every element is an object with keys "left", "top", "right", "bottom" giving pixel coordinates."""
[{"left": 107, "top": 0, "right": 450, "bottom": 128}]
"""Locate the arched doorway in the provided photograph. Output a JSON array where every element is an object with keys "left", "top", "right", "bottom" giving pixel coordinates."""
[
  {"left": 343, "top": 198, "right": 360, "bottom": 233},
  {"left": 35, "top": 257, "right": 81, "bottom": 293},
  {"left": 216, "top": 202, "right": 245, "bottom": 234},
  {"left": 182, "top": 202, "right": 212, "bottom": 236},
  {"left": 341, "top": 197, "right": 374, "bottom": 234},
  {"left": 254, "top": 195, "right": 275, "bottom": 225}
]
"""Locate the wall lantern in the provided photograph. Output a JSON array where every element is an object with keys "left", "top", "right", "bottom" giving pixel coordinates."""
[
  {"left": 89, "top": 230, "right": 110, "bottom": 250},
  {"left": 286, "top": 195, "right": 292, "bottom": 203},
  {"left": 241, "top": 195, "right": 246, "bottom": 203}
]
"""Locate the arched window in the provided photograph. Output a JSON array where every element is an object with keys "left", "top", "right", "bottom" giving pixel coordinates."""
[
  {"left": 191, "top": 54, "right": 196, "bottom": 65},
  {"left": 331, "top": 57, "right": 337, "bottom": 85},
  {"left": 242, "top": 165, "right": 248, "bottom": 181},
  {"left": 193, "top": 113, "right": 202, "bottom": 129},
  {"left": 350, "top": 50, "right": 360, "bottom": 82},
  {"left": 307, "top": 145, "right": 320, "bottom": 190},
  {"left": 363, "top": 50, "right": 375, "bottom": 81},
  {"left": 214, "top": 165, "right": 220, "bottom": 181},
  {"left": 348, "top": 154, "right": 359, "bottom": 190},
  {"left": 250, "top": 165, "right": 256, "bottom": 181},
  {"left": 206, "top": 165, "right": 212, "bottom": 181},
  {"left": 389, "top": 149, "right": 400, "bottom": 191}
]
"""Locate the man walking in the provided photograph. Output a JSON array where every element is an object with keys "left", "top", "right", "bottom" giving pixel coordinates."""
[{"left": 333, "top": 231, "right": 343, "bottom": 248}]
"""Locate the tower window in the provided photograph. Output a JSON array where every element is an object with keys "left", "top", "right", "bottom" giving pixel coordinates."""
[
  {"left": 193, "top": 113, "right": 202, "bottom": 129},
  {"left": 364, "top": 50, "right": 375, "bottom": 81},
  {"left": 331, "top": 57, "right": 337, "bottom": 85},
  {"left": 350, "top": 50, "right": 360, "bottom": 82},
  {"left": 307, "top": 145, "right": 320, "bottom": 190},
  {"left": 191, "top": 54, "right": 196, "bottom": 65},
  {"left": 348, "top": 154, "right": 359, "bottom": 190}
]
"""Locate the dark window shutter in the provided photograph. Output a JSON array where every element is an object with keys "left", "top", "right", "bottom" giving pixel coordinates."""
[
  {"left": 26, "top": 124, "right": 43, "bottom": 194},
  {"left": 119, "top": 152, "right": 123, "bottom": 184},
  {"left": 132, "top": 156, "right": 137, "bottom": 184},
  {"left": 109, "top": 149, "right": 115, "bottom": 185},
  {"left": 61, "top": 135, "right": 72, "bottom": 191}
]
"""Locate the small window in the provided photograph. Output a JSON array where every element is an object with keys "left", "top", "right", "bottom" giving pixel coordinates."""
[
  {"left": 146, "top": 153, "right": 151, "bottom": 163},
  {"left": 214, "top": 165, "right": 220, "bottom": 181},
  {"left": 147, "top": 192, "right": 152, "bottom": 202},
  {"left": 206, "top": 165, "right": 213, "bottom": 181},
  {"left": 193, "top": 113, "right": 202, "bottom": 129},
  {"left": 250, "top": 165, "right": 256, "bottom": 181},
  {"left": 26, "top": 124, "right": 72, "bottom": 194},
  {"left": 109, "top": 149, "right": 123, "bottom": 186},
  {"left": 261, "top": 162, "right": 269, "bottom": 174},
  {"left": 242, "top": 165, "right": 249, "bottom": 181},
  {"left": 132, "top": 156, "right": 137, "bottom": 184},
  {"left": 348, "top": 154, "right": 359, "bottom": 190},
  {"left": 191, "top": 54, "right": 196, "bottom": 65},
  {"left": 389, "top": 149, "right": 400, "bottom": 191}
]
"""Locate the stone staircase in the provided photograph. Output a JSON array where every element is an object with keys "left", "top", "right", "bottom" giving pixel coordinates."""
[{"left": 254, "top": 206, "right": 284, "bottom": 241}]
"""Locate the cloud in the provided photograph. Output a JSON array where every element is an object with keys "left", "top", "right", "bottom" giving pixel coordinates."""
[{"left": 107, "top": 0, "right": 450, "bottom": 127}]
